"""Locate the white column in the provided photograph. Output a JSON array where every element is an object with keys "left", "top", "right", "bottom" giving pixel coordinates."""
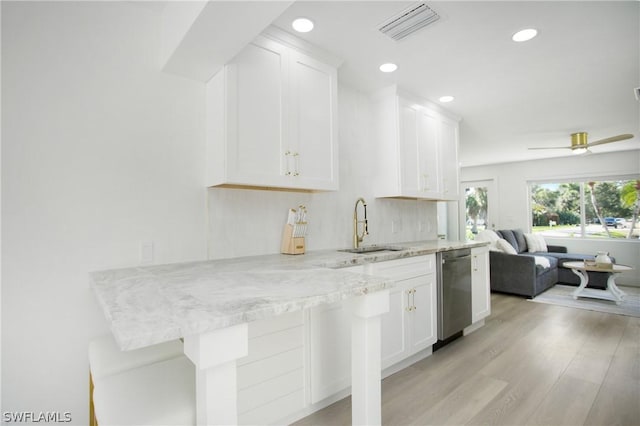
[
  {"left": 184, "top": 323, "right": 249, "bottom": 426},
  {"left": 349, "top": 290, "right": 390, "bottom": 426}
]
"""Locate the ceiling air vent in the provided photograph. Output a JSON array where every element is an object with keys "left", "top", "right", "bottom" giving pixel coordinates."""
[{"left": 378, "top": 3, "right": 440, "bottom": 41}]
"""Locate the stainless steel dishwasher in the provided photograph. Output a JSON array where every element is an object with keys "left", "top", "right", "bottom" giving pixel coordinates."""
[{"left": 436, "top": 248, "right": 472, "bottom": 344}]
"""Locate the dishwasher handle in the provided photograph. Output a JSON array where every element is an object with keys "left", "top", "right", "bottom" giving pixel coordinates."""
[{"left": 441, "top": 254, "right": 472, "bottom": 264}]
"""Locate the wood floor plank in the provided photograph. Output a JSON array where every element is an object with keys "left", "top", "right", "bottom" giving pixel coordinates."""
[
  {"left": 584, "top": 381, "right": 640, "bottom": 426},
  {"left": 412, "top": 373, "right": 507, "bottom": 426},
  {"left": 525, "top": 375, "right": 600, "bottom": 426},
  {"left": 467, "top": 359, "right": 574, "bottom": 426}
]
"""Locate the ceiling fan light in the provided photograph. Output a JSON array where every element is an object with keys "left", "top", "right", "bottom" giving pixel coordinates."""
[{"left": 572, "top": 147, "right": 589, "bottom": 155}]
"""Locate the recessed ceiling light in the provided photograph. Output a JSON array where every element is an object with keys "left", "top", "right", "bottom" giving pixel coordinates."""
[
  {"left": 512, "top": 28, "right": 538, "bottom": 42},
  {"left": 439, "top": 95, "right": 454, "bottom": 103},
  {"left": 379, "top": 63, "right": 398, "bottom": 73},
  {"left": 292, "top": 18, "right": 314, "bottom": 33}
]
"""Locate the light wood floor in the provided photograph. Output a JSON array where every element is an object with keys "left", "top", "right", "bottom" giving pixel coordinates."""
[{"left": 294, "top": 293, "right": 640, "bottom": 426}]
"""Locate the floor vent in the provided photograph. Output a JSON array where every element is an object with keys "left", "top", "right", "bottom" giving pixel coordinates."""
[{"left": 378, "top": 3, "right": 440, "bottom": 41}]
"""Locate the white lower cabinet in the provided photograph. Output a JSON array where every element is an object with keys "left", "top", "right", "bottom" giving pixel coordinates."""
[
  {"left": 371, "top": 255, "right": 437, "bottom": 370},
  {"left": 471, "top": 246, "right": 491, "bottom": 323}
]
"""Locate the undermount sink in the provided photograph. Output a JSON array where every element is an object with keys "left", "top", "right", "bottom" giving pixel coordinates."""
[{"left": 338, "top": 245, "right": 404, "bottom": 254}]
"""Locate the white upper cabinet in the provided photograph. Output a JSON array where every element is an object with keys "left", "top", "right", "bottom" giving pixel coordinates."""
[
  {"left": 373, "top": 86, "right": 461, "bottom": 200},
  {"left": 439, "top": 116, "right": 460, "bottom": 200},
  {"left": 288, "top": 51, "right": 338, "bottom": 189},
  {"left": 206, "top": 34, "right": 339, "bottom": 191}
]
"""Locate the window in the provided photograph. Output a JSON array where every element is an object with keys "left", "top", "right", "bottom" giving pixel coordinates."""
[{"left": 529, "top": 178, "right": 640, "bottom": 240}]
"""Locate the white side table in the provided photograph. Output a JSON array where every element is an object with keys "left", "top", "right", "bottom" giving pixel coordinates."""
[{"left": 562, "top": 261, "right": 632, "bottom": 305}]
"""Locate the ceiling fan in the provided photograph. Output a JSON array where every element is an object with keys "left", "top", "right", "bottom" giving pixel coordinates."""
[{"left": 528, "top": 132, "right": 634, "bottom": 154}]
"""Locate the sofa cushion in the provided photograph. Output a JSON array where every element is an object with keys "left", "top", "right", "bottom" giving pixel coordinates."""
[
  {"left": 524, "top": 233, "right": 548, "bottom": 253},
  {"left": 520, "top": 253, "right": 558, "bottom": 275},
  {"left": 512, "top": 229, "right": 528, "bottom": 253},
  {"left": 497, "top": 230, "right": 519, "bottom": 252}
]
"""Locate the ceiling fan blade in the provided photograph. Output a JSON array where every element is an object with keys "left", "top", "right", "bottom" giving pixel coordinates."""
[
  {"left": 587, "top": 133, "right": 634, "bottom": 147},
  {"left": 527, "top": 146, "right": 571, "bottom": 150}
]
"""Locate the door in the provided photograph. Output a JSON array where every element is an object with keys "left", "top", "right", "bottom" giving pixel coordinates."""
[
  {"left": 409, "top": 274, "right": 437, "bottom": 352},
  {"left": 226, "top": 38, "right": 288, "bottom": 186},
  {"left": 439, "top": 117, "right": 459, "bottom": 199},
  {"left": 398, "top": 99, "right": 420, "bottom": 195},
  {"left": 417, "top": 108, "right": 440, "bottom": 196},
  {"left": 471, "top": 246, "right": 491, "bottom": 322},
  {"left": 289, "top": 50, "right": 338, "bottom": 190},
  {"left": 380, "top": 281, "right": 410, "bottom": 370},
  {"left": 460, "top": 179, "right": 497, "bottom": 241}
]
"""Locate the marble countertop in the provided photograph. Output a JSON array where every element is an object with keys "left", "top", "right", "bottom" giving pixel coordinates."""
[{"left": 91, "top": 240, "right": 487, "bottom": 351}]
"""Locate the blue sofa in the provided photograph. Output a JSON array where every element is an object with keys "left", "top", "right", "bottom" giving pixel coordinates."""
[{"left": 489, "top": 229, "right": 611, "bottom": 298}]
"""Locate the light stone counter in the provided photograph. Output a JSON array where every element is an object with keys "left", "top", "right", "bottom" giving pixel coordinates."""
[
  {"left": 91, "top": 239, "right": 486, "bottom": 351},
  {"left": 90, "top": 239, "right": 487, "bottom": 425}
]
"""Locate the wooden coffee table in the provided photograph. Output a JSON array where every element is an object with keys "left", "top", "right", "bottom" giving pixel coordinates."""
[{"left": 562, "top": 261, "right": 633, "bottom": 305}]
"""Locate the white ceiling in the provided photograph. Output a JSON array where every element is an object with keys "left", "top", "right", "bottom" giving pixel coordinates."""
[{"left": 269, "top": 1, "right": 640, "bottom": 167}]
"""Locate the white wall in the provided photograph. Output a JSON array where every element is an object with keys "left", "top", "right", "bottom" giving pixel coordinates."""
[
  {"left": 2, "top": 3, "right": 207, "bottom": 423},
  {"left": 461, "top": 150, "right": 640, "bottom": 285},
  {"left": 207, "top": 84, "right": 439, "bottom": 259}
]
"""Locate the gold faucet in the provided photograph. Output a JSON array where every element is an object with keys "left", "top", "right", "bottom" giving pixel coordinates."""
[{"left": 354, "top": 197, "right": 368, "bottom": 248}]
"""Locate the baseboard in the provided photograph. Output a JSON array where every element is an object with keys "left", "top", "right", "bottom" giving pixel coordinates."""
[
  {"left": 382, "top": 347, "right": 433, "bottom": 378},
  {"left": 279, "top": 387, "right": 352, "bottom": 425}
]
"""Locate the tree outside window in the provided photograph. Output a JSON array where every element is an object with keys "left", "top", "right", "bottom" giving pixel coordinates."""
[{"left": 530, "top": 178, "right": 640, "bottom": 239}]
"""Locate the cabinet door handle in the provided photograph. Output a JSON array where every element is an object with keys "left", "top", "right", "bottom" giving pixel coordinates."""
[
  {"left": 406, "top": 290, "right": 413, "bottom": 312},
  {"left": 293, "top": 152, "right": 300, "bottom": 177},
  {"left": 284, "top": 151, "right": 292, "bottom": 176},
  {"left": 411, "top": 288, "right": 416, "bottom": 310}
]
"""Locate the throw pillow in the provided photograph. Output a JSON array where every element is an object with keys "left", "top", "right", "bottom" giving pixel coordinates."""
[
  {"left": 476, "top": 230, "right": 500, "bottom": 251},
  {"left": 496, "top": 238, "right": 517, "bottom": 254},
  {"left": 525, "top": 233, "right": 548, "bottom": 253}
]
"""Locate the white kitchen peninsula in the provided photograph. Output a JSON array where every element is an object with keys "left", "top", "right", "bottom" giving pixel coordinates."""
[
  {"left": 91, "top": 254, "right": 391, "bottom": 425},
  {"left": 91, "top": 240, "right": 487, "bottom": 425}
]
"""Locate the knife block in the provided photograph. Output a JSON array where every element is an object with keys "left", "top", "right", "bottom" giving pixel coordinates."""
[{"left": 281, "top": 224, "right": 305, "bottom": 255}]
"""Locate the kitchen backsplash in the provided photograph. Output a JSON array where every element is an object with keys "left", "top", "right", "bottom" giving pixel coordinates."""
[{"left": 206, "top": 85, "right": 438, "bottom": 259}]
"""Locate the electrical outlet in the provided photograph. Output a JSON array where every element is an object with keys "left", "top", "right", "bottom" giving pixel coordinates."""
[
  {"left": 140, "top": 241, "right": 154, "bottom": 264},
  {"left": 392, "top": 219, "right": 402, "bottom": 234}
]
